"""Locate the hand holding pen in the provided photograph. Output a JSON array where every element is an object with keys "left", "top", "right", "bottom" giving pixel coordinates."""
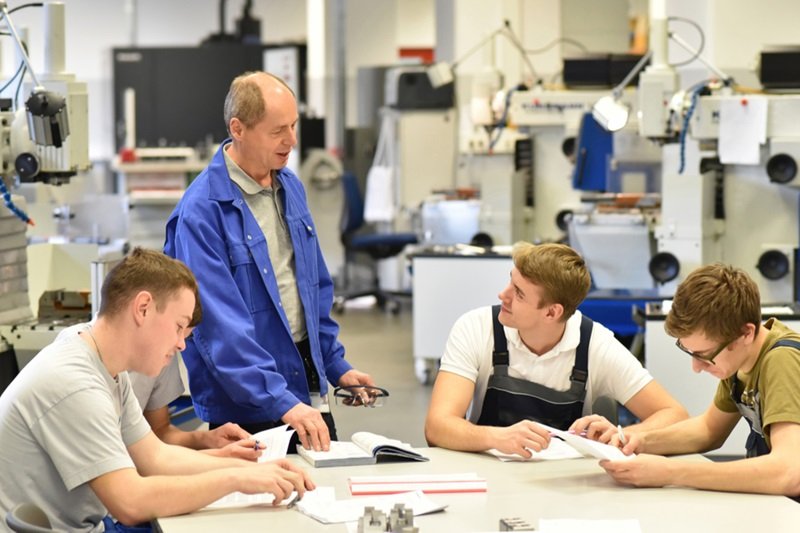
[
  {"left": 615, "top": 427, "right": 643, "bottom": 456},
  {"left": 209, "top": 438, "right": 264, "bottom": 461},
  {"left": 616, "top": 424, "right": 628, "bottom": 446}
]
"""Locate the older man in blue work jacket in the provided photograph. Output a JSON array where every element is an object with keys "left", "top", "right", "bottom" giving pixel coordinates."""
[{"left": 164, "top": 71, "right": 374, "bottom": 452}]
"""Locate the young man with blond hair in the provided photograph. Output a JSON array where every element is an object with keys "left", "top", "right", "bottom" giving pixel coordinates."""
[
  {"left": 602, "top": 263, "right": 800, "bottom": 497},
  {"left": 425, "top": 242, "right": 687, "bottom": 458}
]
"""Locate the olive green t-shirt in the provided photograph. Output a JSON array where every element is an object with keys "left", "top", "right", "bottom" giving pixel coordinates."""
[{"left": 714, "top": 318, "right": 800, "bottom": 449}]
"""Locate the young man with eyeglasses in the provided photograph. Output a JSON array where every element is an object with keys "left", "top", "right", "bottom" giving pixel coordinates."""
[{"left": 602, "top": 263, "right": 800, "bottom": 497}]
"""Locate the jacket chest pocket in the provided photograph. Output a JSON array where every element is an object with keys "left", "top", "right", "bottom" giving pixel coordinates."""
[
  {"left": 290, "top": 217, "right": 320, "bottom": 286},
  {"left": 228, "top": 242, "right": 270, "bottom": 312}
]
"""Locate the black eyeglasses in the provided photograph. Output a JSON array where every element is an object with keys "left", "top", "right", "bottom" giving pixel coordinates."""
[
  {"left": 674, "top": 338, "right": 729, "bottom": 365},
  {"left": 333, "top": 385, "right": 390, "bottom": 407}
]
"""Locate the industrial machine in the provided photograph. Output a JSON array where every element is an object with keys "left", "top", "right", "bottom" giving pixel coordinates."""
[
  {"left": 0, "top": 1, "right": 93, "bottom": 390},
  {"left": 576, "top": 1, "right": 800, "bottom": 454},
  {"left": 419, "top": 4, "right": 800, "bottom": 458}
]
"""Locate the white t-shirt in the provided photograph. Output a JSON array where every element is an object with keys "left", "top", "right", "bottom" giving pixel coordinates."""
[
  {"left": 0, "top": 327, "right": 151, "bottom": 531},
  {"left": 439, "top": 307, "right": 653, "bottom": 423}
]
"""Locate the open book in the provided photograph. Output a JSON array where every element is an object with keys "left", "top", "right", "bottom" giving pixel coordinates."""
[{"left": 296, "top": 431, "right": 429, "bottom": 467}]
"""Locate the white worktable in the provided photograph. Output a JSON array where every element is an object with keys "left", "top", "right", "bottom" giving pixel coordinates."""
[{"left": 155, "top": 447, "right": 800, "bottom": 532}]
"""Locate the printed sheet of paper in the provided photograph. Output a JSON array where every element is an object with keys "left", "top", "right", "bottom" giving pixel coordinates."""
[
  {"left": 203, "top": 491, "right": 297, "bottom": 510},
  {"left": 537, "top": 423, "right": 633, "bottom": 461},
  {"left": 718, "top": 95, "right": 767, "bottom": 165},
  {"left": 253, "top": 424, "right": 296, "bottom": 461},
  {"left": 486, "top": 437, "right": 583, "bottom": 462},
  {"left": 296, "top": 487, "right": 446, "bottom": 524}
]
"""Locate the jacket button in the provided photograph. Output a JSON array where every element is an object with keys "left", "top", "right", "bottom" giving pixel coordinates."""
[
  {"left": 263, "top": 268, "right": 268, "bottom": 274},
  {"left": 247, "top": 234, "right": 252, "bottom": 240}
]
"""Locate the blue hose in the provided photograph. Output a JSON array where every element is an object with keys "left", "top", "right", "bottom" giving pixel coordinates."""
[
  {"left": 0, "top": 178, "right": 33, "bottom": 225},
  {"left": 678, "top": 84, "right": 707, "bottom": 174}
]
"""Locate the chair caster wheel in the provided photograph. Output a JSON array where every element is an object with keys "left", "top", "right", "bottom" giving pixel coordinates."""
[
  {"left": 333, "top": 297, "right": 345, "bottom": 314},
  {"left": 386, "top": 299, "right": 401, "bottom": 315},
  {"left": 415, "top": 358, "right": 437, "bottom": 385}
]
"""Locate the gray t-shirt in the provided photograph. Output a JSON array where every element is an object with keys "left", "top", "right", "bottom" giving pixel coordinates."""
[
  {"left": 0, "top": 327, "right": 151, "bottom": 531},
  {"left": 130, "top": 356, "right": 184, "bottom": 412},
  {"left": 57, "top": 322, "right": 185, "bottom": 411},
  {"left": 224, "top": 143, "right": 307, "bottom": 342}
]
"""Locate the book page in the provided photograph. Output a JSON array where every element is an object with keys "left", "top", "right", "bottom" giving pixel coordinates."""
[
  {"left": 300, "top": 441, "right": 373, "bottom": 462},
  {"left": 351, "top": 431, "right": 416, "bottom": 455}
]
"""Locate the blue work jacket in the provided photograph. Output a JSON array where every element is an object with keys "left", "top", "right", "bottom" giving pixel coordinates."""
[{"left": 164, "top": 142, "right": 352, "bottom": 424}]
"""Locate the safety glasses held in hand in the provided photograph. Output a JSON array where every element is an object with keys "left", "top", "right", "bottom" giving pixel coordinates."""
[{"left": 333, "top": 385, "right": 390, "bottom": 407}]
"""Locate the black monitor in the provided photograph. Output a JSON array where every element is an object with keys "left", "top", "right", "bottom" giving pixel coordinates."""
[{"left": 112, "top": 44, "right": 306, "bottom": 151}]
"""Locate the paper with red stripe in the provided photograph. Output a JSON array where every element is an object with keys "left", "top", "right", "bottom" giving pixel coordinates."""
[{"left": 348, "top": 472, "right": 487, "bottom": 495}]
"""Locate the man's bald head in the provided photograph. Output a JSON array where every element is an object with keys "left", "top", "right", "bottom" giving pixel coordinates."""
[{"left": 223, "top": 71, "right": 295, "bottom": 134}]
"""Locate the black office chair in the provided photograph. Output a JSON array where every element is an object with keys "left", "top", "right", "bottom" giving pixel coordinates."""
[
  {"left": 334, "top": 172, "right": 418, "bottom": 314},
  {"left": 5, "top": 503, "right": 53, "bottom": 532}
]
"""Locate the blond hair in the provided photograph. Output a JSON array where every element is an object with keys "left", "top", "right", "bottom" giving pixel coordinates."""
[{"left": 512, "top": 242, "right": 591, "bottom": 320}]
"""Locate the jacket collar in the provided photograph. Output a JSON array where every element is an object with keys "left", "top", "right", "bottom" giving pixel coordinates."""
[{"left": 207, "top": 139, "right": 289, "bottom": 202}]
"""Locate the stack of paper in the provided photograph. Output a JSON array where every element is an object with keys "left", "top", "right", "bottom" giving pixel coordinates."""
[
  {"left": 296, "top": 487, "right": 447, "bottom": 524},
  {"left": 348, "top": 473, "right": 487, "bottom": 495}
]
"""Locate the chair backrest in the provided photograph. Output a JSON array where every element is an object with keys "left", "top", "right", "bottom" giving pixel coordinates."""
[
  {"left": 340, "top": 171, "right": 365, "bottom": 238},
  {"left": 5, "top": 503, "right": 53, "bottom": 532}
]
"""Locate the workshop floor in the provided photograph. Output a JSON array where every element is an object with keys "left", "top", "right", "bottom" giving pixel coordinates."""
[
  {"left": 179, "top": 303, "right": 435, "bottom": 447},
  {"left": 331, "top": 304, "right": 433, "bottom": 447}
]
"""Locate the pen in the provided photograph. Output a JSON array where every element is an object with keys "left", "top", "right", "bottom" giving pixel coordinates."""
[
  {"left": 616, "top": 424, "right": 627, "bottom": 446},
  {"left": 254, "top": 439, "right": 261, "bottom": 451},
  {"left": 286, "top": 494, "right": 301, "bottom": 509}
]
